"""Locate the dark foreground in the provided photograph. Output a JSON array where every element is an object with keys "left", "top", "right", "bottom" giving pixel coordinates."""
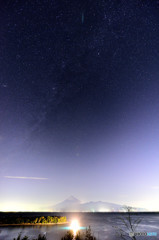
[{"left": 1, "top": 212, "right": 159, "bottom": 240}]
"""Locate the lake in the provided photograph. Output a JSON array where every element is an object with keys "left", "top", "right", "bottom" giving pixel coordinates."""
[{"left": 1, "top": 212, "right": 159, "bottom": 240}]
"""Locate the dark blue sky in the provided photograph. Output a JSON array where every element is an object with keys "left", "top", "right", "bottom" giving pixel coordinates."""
[{"left": 1, "top": 0, "right": 159, "bottom": 211}]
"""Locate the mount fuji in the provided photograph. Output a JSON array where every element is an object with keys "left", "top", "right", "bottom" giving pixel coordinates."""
[{"left": 52, "top": 196, "right": 124, "bottom": 212}]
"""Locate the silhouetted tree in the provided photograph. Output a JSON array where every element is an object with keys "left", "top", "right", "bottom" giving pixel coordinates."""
[
  {"left": 61, "top": 231, "right": 74, "bottom": 240},
  {"left": 13, "top": 233, "right": 47, "bottom": 240},
  {"left": 13, "top": 233, "right": 28, "bottom": 240},
  {"left": 112, "top": 206, "right": 142, "bottom": 240},
  {"left": 61, "top": 227, "right": 96, "bottom": 240},
  {"left": 85, "top": 226, "right": 96, "bottom": 240}
]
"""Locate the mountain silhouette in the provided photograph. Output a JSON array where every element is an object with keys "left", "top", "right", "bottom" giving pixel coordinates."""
[
  {"left": 52, "top": 196, "right": 81, "bottom": 212},
  {"left": 51, "top": 196, "right": 147, "bottom": 212},
  {"left": 52, "top": 196, "right": 124, "bottom": 212}
]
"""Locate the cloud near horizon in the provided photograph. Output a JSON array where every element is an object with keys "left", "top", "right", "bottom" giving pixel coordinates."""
[{"left": 4, "top": 176, "right": 48, "bottom": 180}]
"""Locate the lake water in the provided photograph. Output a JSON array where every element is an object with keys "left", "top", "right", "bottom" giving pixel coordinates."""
[{"left": 1, "top": 212, "right": 159, "bottom": 240}]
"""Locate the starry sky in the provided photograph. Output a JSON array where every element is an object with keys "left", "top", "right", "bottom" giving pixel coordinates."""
[{"left": 1, "top": 0, "right": 159, "bottom": 211}]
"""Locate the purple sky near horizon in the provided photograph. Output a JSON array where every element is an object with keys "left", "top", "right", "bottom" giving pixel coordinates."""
[{"left": 1, "top": 0, "right": 159, "bottom": 211}]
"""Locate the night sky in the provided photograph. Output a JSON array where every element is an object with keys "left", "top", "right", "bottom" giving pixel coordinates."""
[{"left": 1, "top": 0, "right": 159, "bottom": 211}]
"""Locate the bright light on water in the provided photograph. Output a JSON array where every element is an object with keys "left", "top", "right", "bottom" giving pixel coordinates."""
[
  {"left": 70, "top": 219, "right": 80, "bottom": 235},
  {"left": 62, "top": 219, "right": 86, "bottom": 233}
]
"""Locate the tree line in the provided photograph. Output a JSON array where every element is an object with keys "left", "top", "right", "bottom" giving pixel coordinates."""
[
  {"left": 13, "top": 226, "right": 96, "bottom": 240},
  {"left": 0, "top": 216, "right": 67, "bottom": 224}
]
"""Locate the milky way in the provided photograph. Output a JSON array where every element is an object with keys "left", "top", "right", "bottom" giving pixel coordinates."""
[{"left": 1, "top": 0, "right": 159, "bottom": 210}]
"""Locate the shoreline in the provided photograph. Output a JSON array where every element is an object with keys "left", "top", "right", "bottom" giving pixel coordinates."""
[{"left": 0, "top": 222, "right": 68, "bottom": 227}]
